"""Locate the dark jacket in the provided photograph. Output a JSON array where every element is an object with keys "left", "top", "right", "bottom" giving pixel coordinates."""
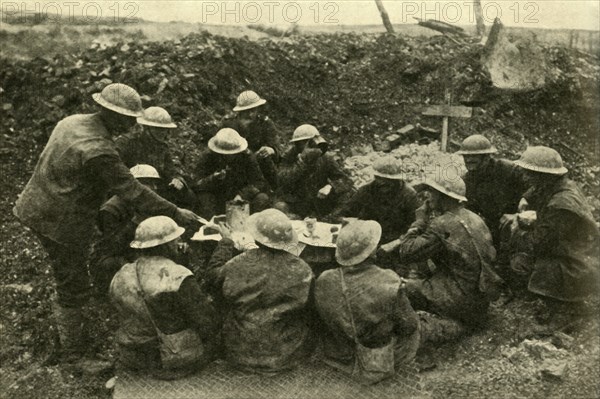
[
  {"left": 464, "top": 158, "right": 527, "bottom": 236},
  {"left": 315, "top": 262, "right": 420, "bottom": 369},
  {"left": 13, "top": 113, "right": 177, "bottom": 247},
  {"left": 223, "top": 116, "right": 283, "bottom": 159},
  {"left": 525, "top": 177, "right": 600, "bottom": 301},
  {"left": 193, "top": 150, "right": 268, "bottom": 200},
  {"left": 334, "top": 181, "right": 419, "bottom": 243},
  {"left": 397, "top": 207, "right": 499, "bottom": 324},
  {"left": 115, "top": 129, "right": 184, "bottom": 182},
  {"left": 278, "top": 148, "right": 355, "bottom": 217},
  {"left": 207, "top": 240, "right": 314, "bottom": 372}
]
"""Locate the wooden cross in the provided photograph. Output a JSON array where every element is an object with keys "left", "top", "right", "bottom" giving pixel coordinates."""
[{"left": 422, "top": 90, "right": 473, "bottom": 152}]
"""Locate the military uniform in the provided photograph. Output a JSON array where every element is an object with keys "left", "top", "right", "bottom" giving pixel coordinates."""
[
  {"left": 464, "top": 158, "right": 527, "bottom": 243},
  {"left": 207, "top": 239, "right": 314, "bottom": 372},
  {"left": 192, "top": 150, "right": 270, "bottom": 218},
  {"left": 398, "top": 207, "right": 501, "bottom": 328},
  {"left": 505, "top": 177, "right": 600, "bottom": 302},
  {"left": 223, "top": 116, "right": 283, "bottom": 189},
  {"left": 334, "top": 181, "right": 419, "bottom": 243},
  {"left": 14, "top": 113, "right": 178, "bottom": 307},
  {"left": 115, "top": 129, "right": 196, "bottom": 208},
  {"left": 110, "top": 256, "right": 219, "bottom": 375},
  {"left": 278, "top": 148, "right": 355, "bottom": 218},
  {"left": 315, "top": 262, "right": 420, "bottom": 371}
]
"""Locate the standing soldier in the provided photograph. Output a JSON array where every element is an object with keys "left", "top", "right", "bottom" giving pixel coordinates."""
[
  {"left": 223, "top": 90, "right": 283, "bottom": 189},
  {"left": 13, "top": 83, "right": 200, "bottom": 373},
  {"left": 115, "top": 106, "right": 196, "bottom": 209},
  {"left": 456, "top": 135, "right": 527, "bottom": 244}
]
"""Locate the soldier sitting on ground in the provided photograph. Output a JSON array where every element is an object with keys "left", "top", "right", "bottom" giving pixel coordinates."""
[
  {"left": 499, "top": 146, "right": 599, "bottom": 332},
  {"left": 110, "top": 216, "right": 220, "bottom": 380},
  {"left": 90, "top": 164, "right": 164, "bottom": 299},
  {"left": 222, "top": 90, "right": 284, "bottom": 190},
  {"left": 192, "top": 128, "right": 271, "bottom": 219},
  {"left": 387, "top": 175, "right": 503, "bottom": 346},
  {"left": 315, "top": 220, "right": 420, "bottom": 384},
  {"left": 456, "top": 134, "right": 527, "bottom": 246},
  {"left": 206, "top": 209, "right": 314, "bottom": 373},
  {"left": 116, "top": 106, "right": 197, "bottom": 209},
  {"left": 276, "top": 124, "right": 355, "bottom": 219},
  {"left": 332, "top": 156, "right": 420, "bottom": 244}
]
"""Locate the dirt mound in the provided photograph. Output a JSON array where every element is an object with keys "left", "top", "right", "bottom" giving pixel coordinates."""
[{"left": 1, "top": 30, "right": 599, "bottom": 211}]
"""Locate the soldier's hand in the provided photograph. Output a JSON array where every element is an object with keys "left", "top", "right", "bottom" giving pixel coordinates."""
[
  {"left": 379, "top": 239, "right": 401, "bottom": 254},
  {"left": 175, "top": 207, "right": 201, "bottom": 229},
  {"left": 169, "top": 178, "right": 185, "bottom": 190},
  {"left": 415, "top": 200, "right": 431, "bottom": 222},
  {"left": 216, "top": 222, "right": 233, "bottom": 240},
  {"left": 299, "top": 148, "right": 322, "bottom": 166},
  {"left": 518, "top": 197, "right": 528, "bottom": 212},
  {"left": 257, "top": 146, "right": 275, "bottom": 159},
  {"left": 213, "top": 169, "right": 227, "bottom": 180}
]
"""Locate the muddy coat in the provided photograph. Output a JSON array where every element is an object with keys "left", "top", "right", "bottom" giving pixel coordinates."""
[
  {"left": 464, "top": 158, "right": 527, "bottom": 240},
  {"left": 315, "top": 262, "right": 420, "bottom": 370},
  {"left": 524, "top": 177, "right": 600, "bottom": 301},
  {"left": 278, "top": 148, "right": 355, "bottom": 218},
  {"left": 208, "top": 241, "right": 314, "bottom": 372},
  {"left": 13, "top": 113, "right": 177, "bottom": 247},
  {"left": 110, "top": 256, "right": 218, "bottom": 369},
  {"left": 398, "top": 207, "right": 500, "bottom": 325},
  {"left": 334, "top": 181, "right": 419, "bottom": 243}
]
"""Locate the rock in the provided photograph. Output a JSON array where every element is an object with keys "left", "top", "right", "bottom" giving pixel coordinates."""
[
  {"left": 120, "top": 44, "right": 130, "bottom": 52},
  {"left": 2, "top": 103, "right": 13, "bottom": 111},
  {"left": 550, "top": 332, "right": 575, "bottom": 350},
  {"left": 2, "top": 283, "right": 34, "bottom": 294},
  {"left": 540, "top": 360, "right": 569, "bottom": 381},
  {"left": 520, "top": 339, "right": 565, "bottom": 360},
  {"left": 385, "top": 134, "right": 402, "bottom": 149},
  {"left": 51, "top": 95, "right": 66, "bottom": 106},
  {"left": 156, "top": 78, "right": 169, "bottom": 94}
]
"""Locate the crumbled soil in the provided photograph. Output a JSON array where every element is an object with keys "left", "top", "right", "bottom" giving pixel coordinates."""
[{"left": 1, "top": 24, "right": 599, "bottom": 398}]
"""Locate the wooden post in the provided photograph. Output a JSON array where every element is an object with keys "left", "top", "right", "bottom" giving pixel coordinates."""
[
  {"left": 474, "top": 0, "right": 486, "bottom": 37},
  {"left": 422, "top": 90, "right": 473, "bottom": 152},
  {"left": 374, "top": 0, "right": 395, "bottom": 34}
]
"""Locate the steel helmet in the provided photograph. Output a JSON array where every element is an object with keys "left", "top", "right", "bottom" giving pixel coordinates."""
[
  {"left": 455, "top": 135, "right": 498, "bottom": 155},
  {"left": 335, "top": 220, "right": 382, "bottom": 267},
  {"left": 290, "top": 124, "right": 320, "bottom": 143},
  {"left": 92, "top": 83, "right": 143, "bottom": 117},
  {"left": 208, "top": 128, "right": 248, "bottom": 155},
  {"left": 130, "top": 216, "right": 185, "bottom": 249},
  {"left": 247, "top": 208, "right": 298, "bottom": 252},
  {"left": 130, "top": 164, "right": 160, "bottom": 180},
  {"left": 233, "top": 90, "right": 267, "bottom": 112},
  {"left": 514, "top": 146, "right": 568, "bottom": 175},
  {"left": 373, "top": 156, "right": 404, "bottom": 180},
  {"left": 415, "top": 174, "right": 467, "bottom": 202},
  {"left": 137, "top": 106, "right": 177, "bottom": 128}
]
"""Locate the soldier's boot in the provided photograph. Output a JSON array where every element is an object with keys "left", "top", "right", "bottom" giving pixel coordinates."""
[
  {"left": 53, "top": 302, "right": 114, "bottom": 375},
  {"left": 417, "top": 311, "right": 466, "bottom": 345}
]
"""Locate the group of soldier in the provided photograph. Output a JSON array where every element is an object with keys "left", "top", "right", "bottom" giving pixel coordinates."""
[{"left": 13, "top": 82, "right": 599, "bottom": 381}]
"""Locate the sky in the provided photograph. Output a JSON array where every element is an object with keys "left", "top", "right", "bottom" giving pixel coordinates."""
[{"left": 2, "top": 1, "right": 599, "bottom": 31}]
